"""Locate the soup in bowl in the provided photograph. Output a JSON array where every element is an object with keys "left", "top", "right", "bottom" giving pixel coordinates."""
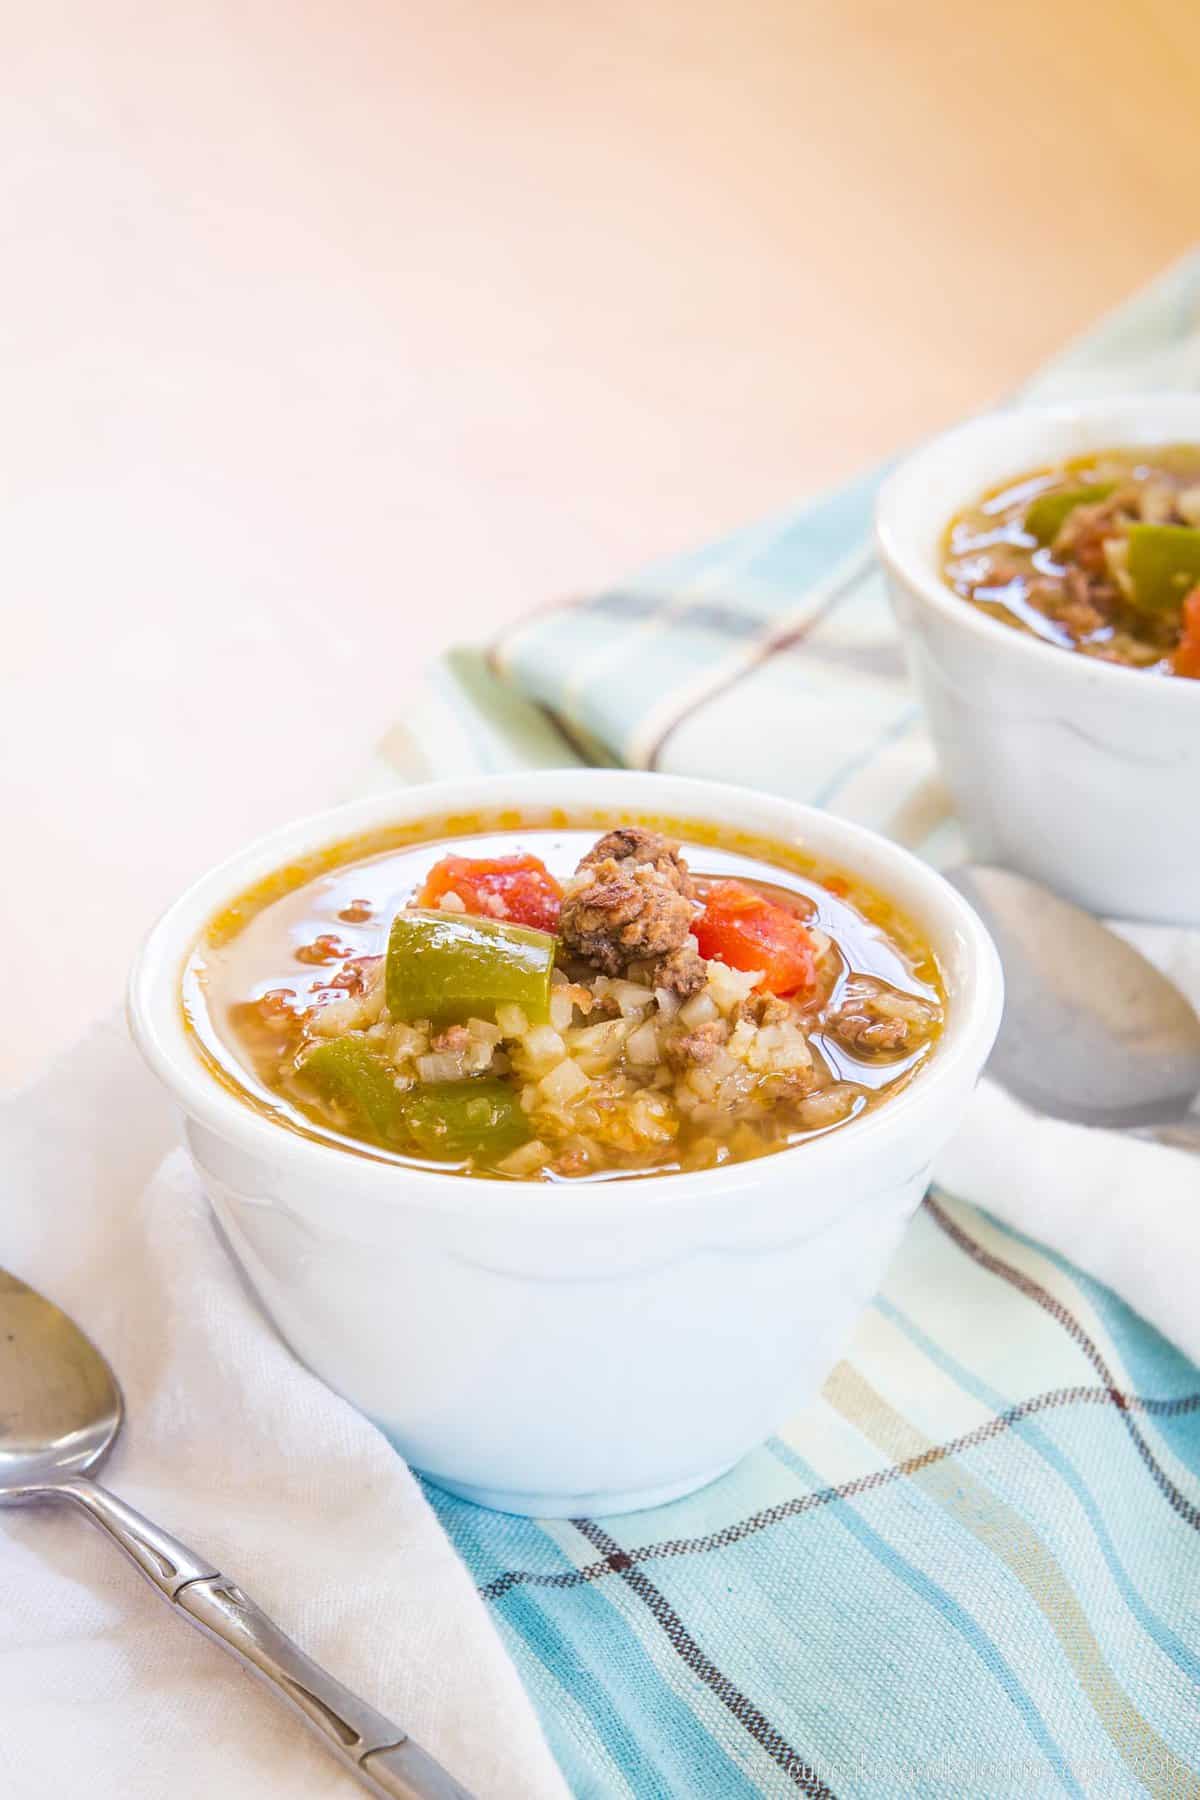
[
  {"left": 877, "top": 396, "right": 1200, "bottom": 924},
  {"left": 942, "top": 443, "right": 1200, "bottom": 677},
  {"left": 189, "top": 819, "right": 945, "bottom": 1183},
  {"left": 130, "top": 771, "right": 1001, "bottom": 1515}
]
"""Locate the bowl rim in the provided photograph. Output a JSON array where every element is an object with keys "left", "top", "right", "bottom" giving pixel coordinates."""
[
  {"left": 127, "top": 769, "right": 1003, "bottom": 1224},
  {"left": 874, "top": 392, "right": 1200, "bottom": 706}
]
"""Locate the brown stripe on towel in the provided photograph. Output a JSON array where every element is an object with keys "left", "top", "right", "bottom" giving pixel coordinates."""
[
  {"left": 571, "top": 1515, "right": 838, "bottom": 1798},
  {"left": 823, "top": 1358, "right": 1200, "bottom": 1800},
  {"left": 477, "top": 1384, "right": 1200, "bottom": 1603},
  {"left": 639, "top": 546, "right": 873, "bottom": 770},
  {"left": 926, "top": 1191, "right": 1200, "bottom": 1533}
]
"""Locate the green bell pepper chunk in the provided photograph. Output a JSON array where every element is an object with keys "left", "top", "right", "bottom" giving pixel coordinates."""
[
  {"left": 1127, "top": 523, "right": 1200, "bottom": 616},
  {"left": 301, "top": 1038, "right": 406, "bottom": 1142},
  {"left": 400, "top": 1079, "right": 528, "bottom": 1163},
  {"left": 302, "top": 1041, "right": 528, "bottom": 1164},
  {"left": 1024, "top": 483, "right": 1114, "bottom": 547},
  {"left": 386, "top": 907, "right": 556, "bottom": 1027}
]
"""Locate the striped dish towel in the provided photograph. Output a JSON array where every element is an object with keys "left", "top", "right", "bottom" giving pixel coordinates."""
[{"left": 367, "top": 255, "right": 1200, "bottom": 1800}]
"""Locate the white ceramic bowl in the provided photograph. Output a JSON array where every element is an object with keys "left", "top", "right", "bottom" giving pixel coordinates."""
[
  {"left": 876, "top": 395, "right": 1200, "bottom": 923},
  {"left": 128, "top": 771, "right": 1002, "bottom": 1516}
]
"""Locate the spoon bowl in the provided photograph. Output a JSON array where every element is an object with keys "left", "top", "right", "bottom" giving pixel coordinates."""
[
  {"left": 0, "top": 1269, "right": 121, "bottom": 1498},
  {"left": 945, "top": 864, "right": 1200, "bottom": 1134}
]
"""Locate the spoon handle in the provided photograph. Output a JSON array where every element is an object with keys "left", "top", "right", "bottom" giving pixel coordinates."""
[{"left": 57, "top": 1476, "right": 476, "bottom": 1800}]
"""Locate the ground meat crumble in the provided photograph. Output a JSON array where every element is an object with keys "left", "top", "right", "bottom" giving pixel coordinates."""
[
  {"left": 822, "top": 977, "right": 939, "bottom": 1058},
  {"left": 559, "top": 828, "right": 698, "bottom": 975}
]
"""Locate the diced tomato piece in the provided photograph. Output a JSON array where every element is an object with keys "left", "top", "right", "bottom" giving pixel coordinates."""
[
  {"left": 693, "top": 880, "right": 817, "bottom": 996},
  {"left": 1172, "top": 586, "right": 1200, "bottom": 679},
  {"left": 418, "top": 853, "right": 563, "bottom": 932}
]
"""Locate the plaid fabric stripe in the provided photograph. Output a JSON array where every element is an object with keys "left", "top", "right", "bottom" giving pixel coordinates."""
[{"left": 365, "top": 252, "right": 1200, "bottom": 1796}]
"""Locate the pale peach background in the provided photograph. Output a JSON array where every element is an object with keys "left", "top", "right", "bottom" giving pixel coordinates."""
[{"left": 3, "top": 0, "right": 1196, "bottom": 1084}]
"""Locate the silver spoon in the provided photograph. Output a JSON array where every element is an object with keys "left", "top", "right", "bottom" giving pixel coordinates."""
[
  {"left": 0, "top": 1267, "right": 474, "bottom": 1800},
  {"left": 945, "top": 864, "right": 1200, "bottom": 1151}
]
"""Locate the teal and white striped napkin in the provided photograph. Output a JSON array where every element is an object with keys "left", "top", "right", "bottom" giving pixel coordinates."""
[{"left": 371, "top": 255, "right": 1200, "bottom": 1800}]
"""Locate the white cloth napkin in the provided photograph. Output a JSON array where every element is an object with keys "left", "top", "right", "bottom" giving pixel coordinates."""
[
  {"left": 0, "top": 1015, "right": 568, "bottom": 1800},
  {"left": 937, "top": 921, "right": 1200, "bottom": 1368}
]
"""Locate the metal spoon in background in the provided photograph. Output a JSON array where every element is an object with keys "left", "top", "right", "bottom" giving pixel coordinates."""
[
  {"left": 945, "top": 864, "right": 1200, "bottom": 1152},
  {"left": 0, "top": 1269, "right": 475, "bottom": 1800}
]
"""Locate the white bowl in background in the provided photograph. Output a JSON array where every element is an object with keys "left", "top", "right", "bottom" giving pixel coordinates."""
[
  {"left": 128, "top": 771, "right": 1002, "bottom": 1516},
  {"left": 876, "top": 395, "right": 1200, "bottom": 923}
]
